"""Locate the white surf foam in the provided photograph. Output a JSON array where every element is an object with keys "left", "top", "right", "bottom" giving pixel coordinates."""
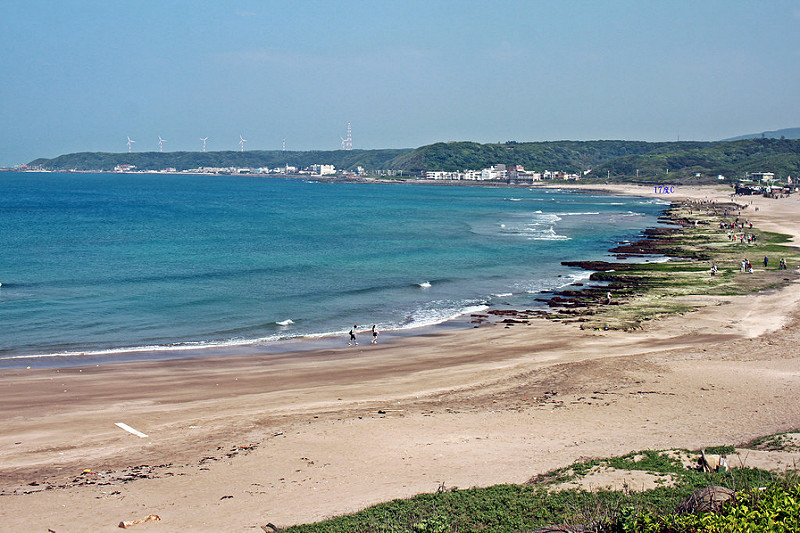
[
  {"left": 402, "top": 303, "right": 489, "bottom": 330},
  {"left": 527, "top": 227, "right": 570, "bottom": 240},
  {"left": 556, "top": 271, "right": 593, "bottom": 288},
  {"left": 0, "top": 337, "right": 265, "bottom": 361}
]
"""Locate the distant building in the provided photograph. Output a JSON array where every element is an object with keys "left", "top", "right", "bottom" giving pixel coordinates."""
[
  {"left": 750, "top": 172, "right": 775, "bottom": 182},
  {"left": 309, "top": 164, "right": 336, "bottom": 176},
  {"left": 376, "top": 169, "right": 401, "bottom": 177},
  {"left": 424, "top": 164, "right": 582, "bottom": 182},
  {"left": 508, "top": 165, "right": 542, "bottom": 183},
  {"left": 425, "top": 171, "right": 461, "bottom": 180},
  {"left": 480, "top": 164, "right": 506, "bottom": 181},
  {"left": 461, "top": 170, "right": 481, "bottom": 180}
]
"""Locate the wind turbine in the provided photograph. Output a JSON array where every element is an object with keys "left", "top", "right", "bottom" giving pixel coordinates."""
[
  {"left": 239, "top": 135, "right": 247, "bottom": 152},
  {"left": 200, "top": 137, "right": 208, "bottom": 152},
  {"left": 158, "top": 136, "right": 166, "bottom": 152},
  {"left": 127, "top": 136, "right": 136, "bottom": 153}
]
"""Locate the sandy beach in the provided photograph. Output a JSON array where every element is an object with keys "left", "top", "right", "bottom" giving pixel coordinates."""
[{"left": 2, "top": 184, "right": 800, "bottom": 532}]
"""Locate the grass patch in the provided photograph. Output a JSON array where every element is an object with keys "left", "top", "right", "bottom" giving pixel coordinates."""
[
  {"left": 559, "top": 199, "right": 800, "bottom": 331},
  {"left": 281, "top": 438, "right": 798, "bottom": 532},
  {"left": 744, "top": 431, "right": 800, "bottom": 452},
  {"left": 703, "top": 445, "right": 736, "bottom": 456}
]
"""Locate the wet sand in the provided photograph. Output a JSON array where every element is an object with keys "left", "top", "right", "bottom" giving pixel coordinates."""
[{"left": 1, "top": 184, "right": 799, "bottom": 532}]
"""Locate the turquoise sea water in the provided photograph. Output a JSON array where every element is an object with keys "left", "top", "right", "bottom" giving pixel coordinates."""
[{"left": 0, "top": 172, "right": 668, "bottom": 367}]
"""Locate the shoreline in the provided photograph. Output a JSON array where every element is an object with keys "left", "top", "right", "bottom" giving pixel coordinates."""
[
  {"left": 1, "top": 184, "right": 666, "bottom": 370},
  {"left": 0, "top": 319, "right": 463, "bottom": 370},
  {"left": 2, "top": 184, "right": 800, "bottom": 531}
]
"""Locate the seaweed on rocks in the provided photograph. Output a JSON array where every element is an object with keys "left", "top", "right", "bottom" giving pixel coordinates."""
[{"left": 482, "top": 196, "right": 799, "bottom": 331}]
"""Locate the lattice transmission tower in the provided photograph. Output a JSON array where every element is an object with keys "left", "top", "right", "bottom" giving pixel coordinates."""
[{"left": 341, "top": 122, "right": 353, "bottom": 150}]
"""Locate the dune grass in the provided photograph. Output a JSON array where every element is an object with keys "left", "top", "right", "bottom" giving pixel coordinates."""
[{"left": 281, "top": 435, "right": 799, "bottom": 532}]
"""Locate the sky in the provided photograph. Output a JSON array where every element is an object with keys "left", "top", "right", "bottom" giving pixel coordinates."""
[{"left": 1, "top": 1, "right": 799, "bottom": 166}]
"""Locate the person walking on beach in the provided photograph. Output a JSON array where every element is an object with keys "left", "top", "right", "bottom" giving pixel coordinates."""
[
  {"left": 371, "top": 324, "right": 379, "bottom": 344},
  {"left": 764, "top": 256, "right": 769, "bottom": 268},
  {"left": 606, "top": 291, "right": 612, "bottom": 305},
  {"left": 348, "top": 325, "right": 358, "bottom": 346}
]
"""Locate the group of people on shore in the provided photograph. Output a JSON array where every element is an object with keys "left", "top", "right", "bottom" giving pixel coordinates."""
[
  {"left": 719, "top": 218, "right": 752, "bottom": 230},
  {"left": 729, "top": 233, "right": 758, "bottom": 244},
  {"left": 720, "top": 215, "right": 761, "bottom": 244},
  {"left": 348, "top": 325, "right": 379, "bottom": 346},
  {"left": 738, "top": 256, "right": 789, "bottom": 273},
  {"left": 763, "top": 256, "right": 789, "bottom": 270}
]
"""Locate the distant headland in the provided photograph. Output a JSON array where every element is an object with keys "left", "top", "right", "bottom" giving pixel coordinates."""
[{"left": 15, "top": 138, "right": 800, "bottom": 184}]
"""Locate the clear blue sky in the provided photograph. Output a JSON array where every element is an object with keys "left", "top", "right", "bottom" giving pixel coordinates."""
[{"left": 2, "top": 1, "right": 799, "bottom": 165}]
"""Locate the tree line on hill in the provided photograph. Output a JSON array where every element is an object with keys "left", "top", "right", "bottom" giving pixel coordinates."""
[{"left": 27, "top": 138, "right": 800, "bottom": 184}]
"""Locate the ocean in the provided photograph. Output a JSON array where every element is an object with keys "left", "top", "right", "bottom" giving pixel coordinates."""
[{"left": 0, "top": 172, "right": 668, "bottom": 368}]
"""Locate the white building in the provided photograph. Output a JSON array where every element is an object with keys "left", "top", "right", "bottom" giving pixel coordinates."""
[
  {"left": 309, "top": 164, "right": 336, "bottom": 176},
  {"left": 426, "top": 171, "right": 463, "bottom": 180},
  {"left": 479, "top": 164, "right": 507, "bottom": 181},
  {"left": 508, "top": 165, "right": 542, "bottom": 182}
]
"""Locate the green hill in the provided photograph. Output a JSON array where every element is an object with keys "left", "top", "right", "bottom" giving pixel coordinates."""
[
  {"left": 27, "top": 149, "right": 411, "bottom": 173},
  {"left": 387, "top": 140, "right": 658, "bottom": 173},
  {"left": 592, "top": 138, "right": 800, "bottom": 183},
  {"left": 27, "top": 139, "right": 800, "bottom": 183}
]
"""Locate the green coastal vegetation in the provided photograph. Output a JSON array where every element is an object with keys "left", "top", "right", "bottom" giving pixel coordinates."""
[
  {"left": 541, "top": 197, "right": 800, "bottom": 331},
  {"left": 25, "top": 138, "right": 800, "bottom": 183},
  {"left": 388, "top": 139, "right": 800, "bottom": 183},
  {"left": 282, "top": 433, "right": 800, "bottom": 532},
  {"left": 476, "top": 195, "right": 799, "bottom": 332}
]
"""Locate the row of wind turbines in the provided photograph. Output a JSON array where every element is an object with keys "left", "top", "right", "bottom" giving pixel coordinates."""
[{"left": 126, "top": 136, "right": 246, "bottom": 153}]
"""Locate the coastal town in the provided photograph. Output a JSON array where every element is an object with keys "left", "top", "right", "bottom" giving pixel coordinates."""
[
  {"left": 8, "top": 153, "right": 795, "bottom": 192},
  {"left": 8, "top": 161, "right": 797, "bottom": 199},
  {"left": 11, "top": 160, "right": 583, "bottom": 181},
  {"left": 14, "top": 162, "right": 790, "bottom": 195},
  {"left": 424, "top": 164, "right": 583, "bottom": 182},
  {"left": 105, "top": 162, "right": 585, "bottom": 182}
]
